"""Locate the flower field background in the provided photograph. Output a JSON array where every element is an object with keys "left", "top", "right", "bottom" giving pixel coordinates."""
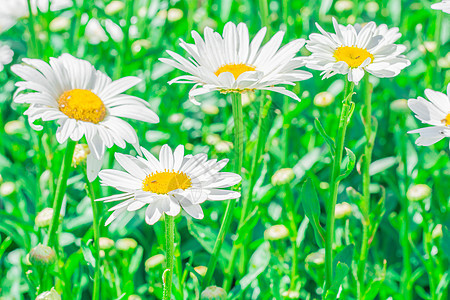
[{"left": 0, "top": 0, "right": 450, "bottom": 299}]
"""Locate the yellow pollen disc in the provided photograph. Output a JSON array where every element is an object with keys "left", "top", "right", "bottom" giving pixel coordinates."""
[
  {"left": 333, "top": 46, "right": 374, "bottom": 68},
  {"left": 58, "top": 89, "right": 106, "bottom": 124},
  {"left": 142, "top": 171, "right": 192, "bottom": 194},
  {"left": 442, "top": 114, "right": 450, "bottom": 126},
  {"left": 214, "top": 63, "right": 256, "bottom": 80}
]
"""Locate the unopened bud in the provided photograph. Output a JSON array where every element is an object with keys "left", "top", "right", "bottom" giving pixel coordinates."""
[
  {"left": 116, "top": 238, "right": 138, "bottom": 251},
  {"left": 271, "top": 168, "right": 295, "bottom": 186},
  {"left": 145, "top": 254, "right": 165, "bottom": 271},
  {"left": 264, "top": 225, "right": 289, "bottom": 241},
  {"left": 99, "top": 237, "right": 114, "bottom": 251},
  {"left": 128, "top": 295, "right": 142, "bottom": 300},
  {"left": 167, "top": 8, "right": 183, "bottom": 22},
  {"left": 418, "top": 41, "right": 437, "bottom": 54},
  {"left": 29, "top": 244, "right": 56, "bottom": 266},
  {"left": 201, "top": 103, "right": 219, "bottom": 115},
  {"left": 335, "top": 202, "right": 352, "bottom": 219},
  {"left": 335, "top": 0, "right": 353, "bottom": 12},
  {"left": 0, "top": 182, "right": 16, "bottom": 197},
  {"left": 305, "top": 249, "right": 325, "bottom": 266},
  {"left": 365, "top": 1, "right": 379, "bottom": 12},
  {"left": 314, "top": 91, "right": 334, "bottom": 107},
  {"left": 4, "top": 120, "right": 25, "bottom": 135},
  {"left": 49, "top": 16, "right": 70, "bottom": 32},
  {"left": 206, "top": 134, "right": 221, "bottom": 146},
  {"left": 282, "top": 290, "right": 301, "bottom": 299},
  {"left": 390, "top": 99, "right": 409, "bottom": 113},
  {"left": 35, "top": 208, "right": 54, "bottom": 227},
  {"left": 432, "top": 224, "right": 443, "bottom": 239},
  {"left": 35, "top": 288, "right": 61, "bottom": 300},
  {"left": 168, "top": 113, "right": 184, "bottom": 124},
  {"left": 214, "top": 141, "right": 233, "bottom": 153},
  {"left": 201, "top": 286, "right": 227, "bottom": 300},
  {"left": 72, "top": 144, "right": 90, "bottom": 166},
  {"left": 407, "top": 184, "right": 431, "bottom": 202},
  {"left": 105, "top": 0, "right": 125, "bottom": 15},
  {"left": 193, "top": 266, "right": 208, "bottom": 277}
]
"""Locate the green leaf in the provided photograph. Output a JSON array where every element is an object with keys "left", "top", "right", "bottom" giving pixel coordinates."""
[
  {"left": 337, "top": 147, "right": 356, "bottom": 182},
  {"left": 325, "top": 262, "right": 349, "bottom": 300},
  {"left": 346, "top": 187, "right": 363, "bottom": 205},
  {"left": 81, "top": 241, "right": 96, "bottom": 276},
  {"left": 235, "top": 208, "right": 260, "bottom": 245},
  {"left": 333, "top": 244, "right": 354, "bottom": 274},
  {"left": 129, "top": 246, "right": 144, "bottom": 275},
  {"left": 363, "top": 260, "right": 387, "bottom": 300},
  {"left": 301, "top": 179, "right": 325, "bottom": 247},
  {"left": 314, "top": 118, "right": 336, "bottom": 157},
  {"left": 441, "top": 226, "right": 450, "bottom": 260},
  {"left": 0, "top": 237, "right": 12, "bottom": 260},
  {"left": 369, "top": 157, "right": 397, "bottom": 176}
]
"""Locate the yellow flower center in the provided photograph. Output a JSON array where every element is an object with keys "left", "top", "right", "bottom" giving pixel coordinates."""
[
  {"left": 442, "top": 114, "right": 450, "bottom": 126},
  {"left": 333, "top": 46, "right": 374, "bottom": 68},
  {"left": 215, "top": 63, "right": 256, "bottom": 80},
  {"left": 58, "top": 89, "right": 106, "bottom": 124},
  {"left": 142, "top": 171, "right": 192, "bottom": 194}
]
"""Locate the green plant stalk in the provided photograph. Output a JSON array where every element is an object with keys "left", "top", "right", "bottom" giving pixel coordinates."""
[
  {"left": 26, "top": 0, "right": 40, "bottom": 57},
  {"left": 163, "top": 215, "right": 175, "bottom": 300},
  {"left": 83, "top": 169, "right": 100, "bottom": 300},
  {"left": 223, "top": 93, "right": 269, "bottom": 290},
  {"left": 357, "top": 75, "right": 374, "bottom": 299},
  {"left": 433, "top": 11, "right": 443, "bottom": 90},
  {"left": 398, "top": 115, "right": 412, "bottom": 300},
  {"left": 285, "top": 185, "right": 299, "bottom": 290},
  {"left": 46, "top": 140, "right": 77, "bottom": 248},
  {"left": 324, "top": 80, "right": 355, "bottom": 293},
  {"left": 203, "top": 92, "right": 244, "bottom": 289}
]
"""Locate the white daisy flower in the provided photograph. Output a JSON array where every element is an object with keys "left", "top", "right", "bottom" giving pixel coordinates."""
[
  {"left": 11, "top": 54, "right": 159, "bottom": 181},
  {"left": 159, "top": 22, "right": 313, "bottom": 104},
  {"left": 0, "top": 44, "right": 14, "bottom": 72},
  {"left": 408, "top": 83, "right": 450, "bottom": 146},
  {"left": 96, "top": 144, "right": 242, "bottom": 225},
  {"left": 305, "top": 18, "right": 410, "bottom": 84},
  {"left": 431, "top": 1, "right": 450, "bottom": 13}
]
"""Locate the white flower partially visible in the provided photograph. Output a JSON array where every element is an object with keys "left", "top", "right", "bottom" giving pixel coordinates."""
[
  {"left": 11, "top": 54, "right": 159, "bottom": 181},
  {"left": 431, "top": 1, "right": 450, "bottom": 13},
  {"left": 85, "top": 18, "right": 124, "bottom": 45},
  {"left": 0, "top": 45, "right": 14, "bottom": 72},
  {"left": 0, "top": 0, "right": 72, "bottom": 33},
  {"left": 160, "top": 22, "right": 312, "bottom": 104},
  {"left": 96, "top": 144, "right": 242, "bottom": 225},
  {"left": 408, "top": 83, "right": 450, "bottom": 147},
  {"left": 305, "top": 18, "right": 410, "bottom": 84}
]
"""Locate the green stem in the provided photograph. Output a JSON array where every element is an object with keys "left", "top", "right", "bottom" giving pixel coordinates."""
[
  {"left": 357, "top": 75, "right": 374, "bottom": 298},
  {"left": 26, "top": 0, "right": 40, "bottom": 57},
  {"left": 398, "top": 116, "right": 412, "bottom": 300},
  {"left": 83, "top": 169, "right": 100, "bottom": 300},
  {"left": 433, "top": 11, "right": 442, "bottom": 89},
  {"left": 324, "top": 79, "right": 355, "bottom": 293},
  {"left": 223, "top": 93, "right": 269, "bottom": 290},
  {"left": 163, "top": 215, "right": 175, "bottom": 300},
  {"left": 46, "top": 140, "right": 77, "bottom": 248},
  {"left": 203, "top": 92, "right": 244, "bottom": 290}
]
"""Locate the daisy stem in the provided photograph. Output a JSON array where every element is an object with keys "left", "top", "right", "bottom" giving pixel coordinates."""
[
  {"left": 357, "top": 74, "right": 374, "bottom": 299},
  {"left": 46, "top": 140, "right": 76, "bottom": 248},
  {"left": 203, "top": 92, "right": 244, "bottom": 290},
  {"left": 26, "top": 0, "right": 40, "bottom": 57},
  {"left": 163, "top": 215, "right": 175, "bottom": 300},
  {"left": 324, "top": 79, "right": 355, "bottom": 293},
  {"left": 223, "top": 93, "right": 271, "bottom": 290},
  {"left": 83, "top": 169, "right": 100, "bottom": 300},
  {"left": 433, "top": 11, "right": 443, "bottom": 90}
]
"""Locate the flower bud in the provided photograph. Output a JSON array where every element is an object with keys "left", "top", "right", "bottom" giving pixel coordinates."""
[
  {"left": 116, "top": 238, "right": 138, "bottom": 251},
  {"left": 264, "top": 225, "right": 289, "bottom": 241},
  {"left": 49, "top": 16, "right": 70, "bottom": 32},
  {"left": 128, "top": 295, "right": 141, "bottom": 300},
  {"left": 35, "top": 208, "right": 54, "bottom": 228},
  {"left": 282, "top": 290, "right": 300, "bottom": 299},
  {"left": 390, "top": 99, "right": 409, "bottom": 114},
  {"left": 335, "top": 202, "right": 352, "bottom": 219},
  {"left": 365, "top": 1, "right": 379, "bottom": 13},
  {"left": 29, "top": 244, "right": 56, "bottom": 266},
  {"left": 105, "top": 0, "right": 125, "bottom": 15},
  {"left": 314, "top": 91, "right": 334, "bottom": 107},
  {"left": 432, "top": 224, "right": 443, "bottom": 239},
  {"left": 167, "top": 8, "right": 184, "bottom": 22},
  {"left": 407, "top": 184, "right": 431, "bottom": 202},
  {"left": 305, "top": 249, "right": 325, "bottom": 266},
  {"left": 206, "top": 134, "right": 221, "bottom": 146},
  {"left": 4, "top": 120, "right": 25, "bottom": 135},
  {"left": 131, "top": 39, "right": 152, "bottom": 55},
  {"left": 271, "top": 168, "right": 295, "bottom": 186},
  {"left": 35, "top": 288, "right": 61, "bottom": 300},
  {"left": 145, "top": 254, "right": 165, "bottom": 271},
  {"left": 335, "top": 0, "right": 353, "bottom": 12},
  {"left": 193, "top": 266, "right": 208, "bottom": 277},
  {"left": 214, "top": 141, "right": 233, "bottom": 153},
  {"left": 201, "top": 286, "right": 227, "bottom": 300},
  {"left": 201, "top": 103, "right": 219, "bottom": 115},
  {"left": 99, "top": 237, "right": 114, "bottom": 251},
  {"left": 168, "top": 113, "right": 184, "bottom": 124},
  {"left": 418, "top": 41, "right": 437, "bottom": 54},
  {"left": 72, "top": 144, "right": 90, "bottom": 166},
  {"left": 0, "top": 182, "right": 16, "bottom": 197}
]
